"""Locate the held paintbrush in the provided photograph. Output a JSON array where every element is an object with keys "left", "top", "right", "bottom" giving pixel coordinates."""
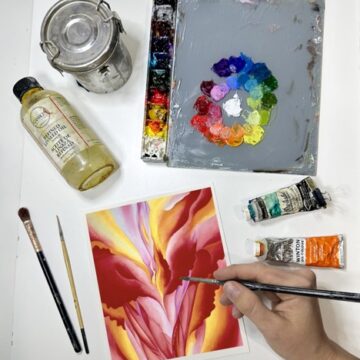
[
  {"left": 18, "top": 208, "right": 82, "bottom": 353},
  {"left": 57, "top": 216, "right": 89, "bottom": 354},
  {"left": 181, "top": 277, "right": 360, "bottom": 303}
]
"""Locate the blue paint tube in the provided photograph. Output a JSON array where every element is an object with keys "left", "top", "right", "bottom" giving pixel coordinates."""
[{"left": 244, "top": 177, "right": 329, "bottom": 222}]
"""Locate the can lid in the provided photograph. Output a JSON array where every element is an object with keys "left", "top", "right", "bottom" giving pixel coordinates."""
[
  {"left": 13, "top": 77, "right": 44, "bottom": 102},
  {"left": 40, "top": 0, "right": 121, "bottom": 73}
]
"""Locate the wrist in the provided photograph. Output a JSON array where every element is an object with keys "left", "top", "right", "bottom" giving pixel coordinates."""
[
  {"left": 317, "top": 339, "right": 338, "bottom": 360},
  {"left": 318, "top": 339, "right": 357, "bottom": 360}
]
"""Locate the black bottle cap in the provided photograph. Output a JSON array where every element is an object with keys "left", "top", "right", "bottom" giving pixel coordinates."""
[{"left": 13, "top": 77, "right": 43, "bottom": 102}]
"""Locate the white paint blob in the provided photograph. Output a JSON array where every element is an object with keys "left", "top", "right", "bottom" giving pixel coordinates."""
[{"left": 222, "top": 93, "right": 242, "bottom": 117}]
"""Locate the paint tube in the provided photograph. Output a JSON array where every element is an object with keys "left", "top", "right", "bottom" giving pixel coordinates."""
[
  {"left": 244, "top": 177, "right": 329, "bottom": 222},
  {"left": 254, "top": 235, "right": 345, "bottom": 269}
]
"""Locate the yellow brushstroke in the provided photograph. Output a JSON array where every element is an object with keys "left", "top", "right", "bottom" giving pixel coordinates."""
[
  {"left": 88, "top": 211, "right": 149, "bottom": 275},
  {"left": 103, "top": 302, "right": 126, "bottom": 321},
  {"left": 147, "top": 196, "right": 175, "bottom": 255},
  {"left": 105, "top": 317, "right": 139, "bottom": 360},
  {"left": 201, "top": 288, "right": 229, "bottom": 353},
  {"left": 185, "top": 330, "right": 197, "bottom": 355}
]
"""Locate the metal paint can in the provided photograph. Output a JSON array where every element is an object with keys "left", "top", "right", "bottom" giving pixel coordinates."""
[{"left": 40, "top": 0, "right": 132, "bottom": 93}]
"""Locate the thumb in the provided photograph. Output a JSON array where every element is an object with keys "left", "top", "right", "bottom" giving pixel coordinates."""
[{"left": 223, "top": 281, "right": 276, "bottom": 332}]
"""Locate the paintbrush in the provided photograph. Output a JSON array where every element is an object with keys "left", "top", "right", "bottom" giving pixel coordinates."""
[
  {"left": 57, "top": 216, "right": 89, "bottom": 354},
  {"left": 181, "top": 277, "right": 360, "bottom": 303},
  {"left": 18, "top": 208, "right": 82, "bottom": 353}
]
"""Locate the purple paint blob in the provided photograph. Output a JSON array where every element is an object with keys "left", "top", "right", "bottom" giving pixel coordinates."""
[
  {"left": 210, "top": 83, "right": 230, "bottom": 101},
  {"left": 212, "top": 58, "right": 232, "bottom": 77}
]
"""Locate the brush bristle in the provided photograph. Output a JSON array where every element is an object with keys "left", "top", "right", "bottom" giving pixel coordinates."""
[{"left": 18, "top": 207, "right": 31, "bottom": 222}]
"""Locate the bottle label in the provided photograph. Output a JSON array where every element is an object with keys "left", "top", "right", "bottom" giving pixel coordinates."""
[{"left": 23, "top": 95, "right": 101, "bottom": 170}]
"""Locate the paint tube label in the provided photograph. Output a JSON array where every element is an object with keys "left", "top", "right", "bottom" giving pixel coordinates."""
[
  {"left": 263, "top": 236, "right": 344, "bottom": 268},
  {"left": 276, "top": 185, "right": 303, "bottom": 215},
  {"left": 264, "top": 238, "right": 305, "bottom": 264},
  {"left": 292, "top": 238, "right": 306, "bottom": 265},
  {"left": 23, "top": 95, "right": 102, "bottom": 170}
]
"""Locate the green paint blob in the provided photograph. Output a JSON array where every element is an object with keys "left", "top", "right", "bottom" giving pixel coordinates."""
[
  {"left": 249, "top": 85, "right": 264, "bottom": 100},
  {"left": 263, "top": 75, "right": 278, "bottom": 92},
  {"left": 259, "top": 110, "right": 271, "bottom": 126},
  {"left": 261, "top": 93, "right": 278, "bottom": 110},
  {"left": 247, "top": 97, "right": 261, "bottom": 110}
]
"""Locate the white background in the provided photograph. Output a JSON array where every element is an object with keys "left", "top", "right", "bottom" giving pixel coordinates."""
[{"left": 1, "top": 0, "right": 360, "bottom": 359}]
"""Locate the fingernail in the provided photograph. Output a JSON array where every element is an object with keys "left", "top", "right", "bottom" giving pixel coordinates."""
[
  {"left": 213, "top": 269, "right": 221, "bottom": 277},
  {"left": 224, "top": 282, "right": 241, "bottom": 301},
  {"left": 232, "top": 306, "right": 242, "bottom": 319}
]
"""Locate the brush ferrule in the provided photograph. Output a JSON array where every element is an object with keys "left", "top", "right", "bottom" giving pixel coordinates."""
[{"left": 23, "top": 220, "right": 42, "bottom": 252}]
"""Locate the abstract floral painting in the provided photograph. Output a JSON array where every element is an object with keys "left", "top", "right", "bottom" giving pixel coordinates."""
[{"left": 86, "top": 188, "right": 247, "bottom": 360}]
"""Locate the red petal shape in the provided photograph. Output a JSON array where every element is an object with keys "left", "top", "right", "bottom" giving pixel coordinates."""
[{"left": 93, "top": 247, "right": 159, "bottom": 309}]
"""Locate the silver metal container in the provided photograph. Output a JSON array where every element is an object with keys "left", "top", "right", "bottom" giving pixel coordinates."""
[{"left": 40, "top": 0, "right": 133, "bottom": 93}]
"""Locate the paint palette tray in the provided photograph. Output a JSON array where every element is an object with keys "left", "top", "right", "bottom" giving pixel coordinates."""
[
  {"left": 141, "top": 0, "right": 177, "bottom": 162},
  {"left": 166, "top": 0, "right": 325, "bottom": 174}
]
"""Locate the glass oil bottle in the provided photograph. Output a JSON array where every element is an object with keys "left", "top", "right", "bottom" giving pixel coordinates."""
[{"left": 13, "top": 77, "right": 118, "bottom": 191}]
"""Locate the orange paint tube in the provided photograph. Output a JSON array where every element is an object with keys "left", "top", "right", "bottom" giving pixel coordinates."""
[{"left": 254, "top": 235, "right": 345, "bottom": 269}]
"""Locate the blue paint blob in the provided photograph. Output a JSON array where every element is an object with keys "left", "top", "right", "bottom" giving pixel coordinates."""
[
  {"left": 226, "top": 75, "right": 241, "bottom": 90},
  {"left": 237, "top": 73, "right": 250, "bottom": 89},
  {"left": 244, "top": 78, "right": 258, "bottom": 92},
  {"left": 249, "top": 63, "right": 272, "bottom": 83},
  {"left": 150, "top": 52, "right": 171, "bottom": 69},
  {"left": 228, "top": 56, "right": 246, "bottom": 73},
  {"left": 239, "top": 53, "right": 254, "bottom": 74}
]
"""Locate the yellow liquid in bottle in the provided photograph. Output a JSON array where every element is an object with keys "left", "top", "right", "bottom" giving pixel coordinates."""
[{"left": 20, "top": 88, "right": 118, "bottom": 191}]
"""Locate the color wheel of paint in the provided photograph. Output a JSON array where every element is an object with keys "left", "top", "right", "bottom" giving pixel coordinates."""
[{"left": 190, "top": 53, "right": 278, "bottom": 147}]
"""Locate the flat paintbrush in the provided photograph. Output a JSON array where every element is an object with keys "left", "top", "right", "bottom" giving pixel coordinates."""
[{"left": 181, "top": 277, "right": 360, "bottom": 303}]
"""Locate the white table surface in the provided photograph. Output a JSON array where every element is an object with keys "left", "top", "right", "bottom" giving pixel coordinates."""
[{"left": 1, "top": 0, "right": 360, "bottom": 359}]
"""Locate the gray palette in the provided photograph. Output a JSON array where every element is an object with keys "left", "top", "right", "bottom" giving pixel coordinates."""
[{"left": 167, "top": 0, "right": 324, "bottom": 174}]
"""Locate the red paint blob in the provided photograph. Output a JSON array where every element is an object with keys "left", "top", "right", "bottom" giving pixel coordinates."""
[
  {"left": 200, "top": 80, "right": 216, "bottom": 97},
  {"left": 149, "top": 89, "right": 169, "bottom": 106},
  {"left": 191, "top": 114, "right": 209, "bottom": 134},
  {"left": 194, "top": 95, "right": 211, "bottom": 115}
]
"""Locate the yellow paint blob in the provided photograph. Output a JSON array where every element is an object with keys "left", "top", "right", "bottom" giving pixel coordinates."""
[
  {"left": 243, "top": 124, "right": 264, "bottom": 145},
  {"left": 148, "top": 106, "right": 167, "bottom": 121},
  {"left": 246, "top": 111, "right": 261, "bottom": 125}
]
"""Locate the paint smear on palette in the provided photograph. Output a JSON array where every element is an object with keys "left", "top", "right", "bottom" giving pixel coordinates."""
[{"left": 86, "top": 188, "right": 247, "bottom": 360}]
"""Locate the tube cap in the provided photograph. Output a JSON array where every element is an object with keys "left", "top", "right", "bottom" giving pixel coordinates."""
[
  {"left": 254, "top": 241, "right": 261, "bottom": 257},
  {"left": 13, "top": 77, "right": 43, "bottom": 102},
  {"left": 243, "top": 206, "right": 251, "bottom": 221}
]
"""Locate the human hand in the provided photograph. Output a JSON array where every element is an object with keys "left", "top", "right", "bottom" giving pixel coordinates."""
[{"left": 214, "top": 263, "right": 357, "bottom": 360}]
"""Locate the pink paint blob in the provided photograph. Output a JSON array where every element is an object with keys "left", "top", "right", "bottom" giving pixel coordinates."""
[{"left": 210, "top": 83, "right": 230, "bottom": 102}]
